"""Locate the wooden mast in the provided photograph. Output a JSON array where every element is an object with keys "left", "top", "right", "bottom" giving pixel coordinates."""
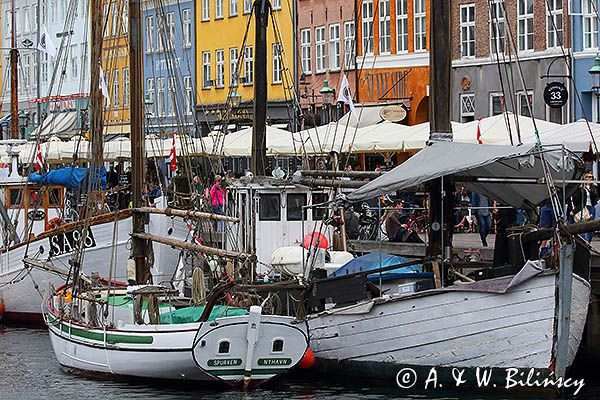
[
  {"left": 10, "top": 0, "right": 18, "bottom": 139},
  {"left": 250, "top": 0, "right": 269, "bottom": 176},
  {"left": 90, "top": 0, "right": 104, "bottom": 165},
  {"left": 427, "top": 0, "right": 453, "bottom": 265},
  {"left": 129, "top": 0, "right": 147, "bottom": 284}
]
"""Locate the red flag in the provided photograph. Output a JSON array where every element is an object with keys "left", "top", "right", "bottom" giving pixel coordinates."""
[
  {"left": 476, "top": 119, "right": 483, "bottom": 144},
  {"left": 168, "top": 135, "right": 177, "bottom": 172},
  {"left": 35, "top": 143, "right": 44, "bottom": 171}
]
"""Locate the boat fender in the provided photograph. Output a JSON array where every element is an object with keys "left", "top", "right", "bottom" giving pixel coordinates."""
[
  {"left": 45, "top": 217, "right": 65, "bottom": 231},
  {"left": 299, "top": 348, "right": 315, "bottom": 369}
]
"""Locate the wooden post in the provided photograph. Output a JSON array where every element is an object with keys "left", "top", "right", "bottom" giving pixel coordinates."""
[
  {"left": 129, "top": 0, "right": 147, "bottom": 284},
  {"left": 251, "top": 0, "right": 269, "bottom": 176},
  {"left": 555, "top": 243, "right": 574, "bottom": 379},
  {"left": 90, "top": 0, "right": 104, "bottom": 166}
]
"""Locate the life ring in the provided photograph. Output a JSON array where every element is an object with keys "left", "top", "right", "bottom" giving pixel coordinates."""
[{"left": 45, "top": 217, "right": 65, "bottom": 231}]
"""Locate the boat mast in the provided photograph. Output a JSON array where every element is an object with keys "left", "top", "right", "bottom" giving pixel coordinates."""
[
  {"left": 90, "top": 0, "right": 104, "bottom": 165},
  {"left": 427, "top": 0, "right": 453, "bottom": 264},
  {"left": 250, "top": 0, "right": 269, "bottom": 176},
  {"left": 10, "top": 0, "right": 18, "bottom": 139},
  {"left": 129, "top": 0, "right": 147, "bottom": 284}
]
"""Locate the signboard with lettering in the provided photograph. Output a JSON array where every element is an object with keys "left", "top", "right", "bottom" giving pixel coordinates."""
[
  {"left": 257, "top": 358, "right": 292, "bottom": 366},
  {"left": 207, "top": 358, "right": 242, "bottom": 367},
  {"left": 543, "top": 82, "right": 568, "bottom": 108},
  {"left": 48, "top": 228, "right": 96, "bottom": 257}
]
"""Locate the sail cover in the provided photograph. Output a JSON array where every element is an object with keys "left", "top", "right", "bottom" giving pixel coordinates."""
[
  {"left": 347, "top": 141, "right": 582, "bottom": 209},
  {"left": 28, "top": 166, "right": 107, "bottom": 190}
]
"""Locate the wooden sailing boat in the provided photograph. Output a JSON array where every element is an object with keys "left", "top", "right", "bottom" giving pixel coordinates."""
[
  {"left": 44, "top": 0, "right": 309, "bottom": 386},
  {"left": 303, "top": 0, "right": 591, "bottom": 387}
]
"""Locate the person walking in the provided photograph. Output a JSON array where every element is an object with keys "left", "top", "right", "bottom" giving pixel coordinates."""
[
  {"left": 570, "top": 171, "right": 599, "bottom": 242},
  {"left": 471, "top": 192, "right": 492, "bottom": 247},
  {"left": 210, "top": 175, "right": 226, "bottom": 230}
]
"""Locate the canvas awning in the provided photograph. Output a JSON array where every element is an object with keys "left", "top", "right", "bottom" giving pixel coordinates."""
[
  {"left": 348, "top": 141, "right": 582, "bottom": 209},
  {"left": 31, "top": 111, "right": 79, "bottom": 139}
]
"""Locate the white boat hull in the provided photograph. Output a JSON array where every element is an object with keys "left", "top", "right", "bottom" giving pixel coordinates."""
[
  {"left": 46, "top": 311, "right": 309, "bottom": 384},
  {"left": 0, "top": 213, "right": 190, "bottom": 324},
  {"left": 308, "top": 272, "right": 590, "bottom": 378}
]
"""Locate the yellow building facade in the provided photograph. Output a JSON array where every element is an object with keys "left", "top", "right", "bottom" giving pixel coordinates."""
[
  {"left": 195, "top": 0, "right": 295, "bottom": 129},
  {"left": 102, "top": 0, "right": 131, "bottom": 136}
]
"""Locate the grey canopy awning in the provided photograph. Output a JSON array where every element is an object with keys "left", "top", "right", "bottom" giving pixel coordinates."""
[
  {"left": 347, "top": 141, "right": 582, "bottom": 209},
  {"left": 31, "top": 111, "right": 79, "bottom": 139}
]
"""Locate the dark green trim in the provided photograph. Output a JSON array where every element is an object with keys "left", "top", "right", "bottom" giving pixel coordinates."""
[
  {"left": 47, "top": 314, "right": 154, "bottom": 345},
  {"left": 208, "top": 368, "right": 289, "bottom": 376}
]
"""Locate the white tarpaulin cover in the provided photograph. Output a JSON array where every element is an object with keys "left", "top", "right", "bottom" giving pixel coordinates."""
[
  {"left": 348, "top": 141, "right": 582, "bottom": 209},
  {"left": 516, "top": 119, "right": 600, "bottom": 152}
]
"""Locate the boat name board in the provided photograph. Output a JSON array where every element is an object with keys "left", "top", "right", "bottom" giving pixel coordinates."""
[
  {"left": 257, "top": 358, "right": 292, "bottom": 366},
  {"left": 207, "top": 358, "right": 243, "bottom": 367},
  {"left": 49, "top": 228, "right": 97, "bottom": 257}
]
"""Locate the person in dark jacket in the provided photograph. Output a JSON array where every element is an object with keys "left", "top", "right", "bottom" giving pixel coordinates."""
[
  {"left": 570, "top": 171, "right": 599, "bottom": 242},
  {"left": 471, "top": 192, "right": 492, "bottom": 247}
]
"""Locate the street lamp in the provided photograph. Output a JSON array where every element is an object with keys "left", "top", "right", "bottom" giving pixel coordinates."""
[
  {"left": 320, "top": 79, "right": 336, "bottom": 124},
  {"left": 18, "top": 110, "right": 29, "bottom": 139},
  {"left": 588, "top": 54, "right": 600, "bottom": 123},
  {"left": 144, "top": 91, "right": 154, "bottom": 136},
  {"left": 228, "top": 89, "right": 242, "bottom": 108}
]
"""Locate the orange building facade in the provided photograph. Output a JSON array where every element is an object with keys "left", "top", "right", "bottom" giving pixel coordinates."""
[{"left": 356, "top": 0, "right": 430, "bottom": 125}]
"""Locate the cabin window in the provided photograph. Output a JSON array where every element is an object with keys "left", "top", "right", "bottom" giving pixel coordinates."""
[
  {"left": 48, "top": 188, "right": 62, "bottom": 207},
  {"left": 286, "top": 194, "right": 307, "bottom": 221},
  {"left": 272, "top": 339, "right": 284, "bottom": 353},
  {"left": 9, "top": 189, "right": 23, "bottom": 208},
  {"left": 259, "top": 194, "right": 281, "bottom": 221},
  {"left": 218, "top": 340, "right": 230, "bottom": 354},
  {"left": 312, "top": 193, "right": 329, "bottom": 221}
]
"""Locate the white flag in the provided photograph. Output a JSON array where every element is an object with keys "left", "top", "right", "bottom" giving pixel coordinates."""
[
  {"left": 99, "top": 67, "right": 110, "bottom": 106},
  {"left": 337, "top": 73, "right": 357, "bottom": 118},
  {"left": 37, "top": 26, "right": 57, "bottom": 57}
]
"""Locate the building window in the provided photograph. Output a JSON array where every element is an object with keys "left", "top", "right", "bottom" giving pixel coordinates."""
[
  {"left": 70, "top": 44, "right": 78, "bottom": 79},
  {"left": 216, "top": 0, "right": 223, "bottom": 19},
  {"left": 273, "top": 43, "right": 282, "bottom": 84},
  {"left": 168, "top": 77, "right": 176, "bottom": 116},
  {"left": 489, "top": 0, "right": 505, "bottom": 56},
  {"left": 166, "top": 12, "right": 175, "bottom": 50},
  {"left": 184, "top": 76, "right": 193, "bottom": 115},
  {"left": 244, "top": 46, "right": 253, "bottom": 85},
  {"left": 583, "top": 1, "right": 598, "bottom": 50},
  {"left": 517, "top": 91, "right": 533, "bottom": 117},
  {"left": 244, "top": 0, "right": 252, "bottom": 14},
  {"left": 414, "top": 0, "right": 426, "bottom": 51},
  {"left": 156, "top": 16, "right": 165, "bottom": 52},
  {"left": 517, "top": 0, "right": 533, "bottom": 52},
  {"left": 344, "top": 21, "right": 355, "bottom": 69},
  {"left": 216, "top": 49, "right": 225, "bottom": 88},
  {"left": 546, "top": 104, "right": 566, "bottom": 124},
  {"left": 203, "top": 51, "right": 212, "bottom": 88},
  {"left": 111, "top": 3, "right": 118, "bottom": 36},
  {"left": 396, "top": 0, "right": 408, "bottom": 53},
  {"left": 202, "top": 0, "right": 210, "bottom": 21},
  {"left": 182, "top": 9, "right": 191, "bottom": 47},
  {"left": 41, "top": 53, "right": 48, "bottom": 83},
  {"left": 156, "top": 77, "right": 165, "bottom": 116},
  {"left": 546, "top": 0, "right": 563, "bottom": 49},
  {"left": 362, "top": 0, "right": 374, "bottom": 54},
  {"left": 329, "top": 24, "right": 340, "bottom": 71},
  {"left": 301, "top": 28, "right": 312, "bottom": 74},
  {"left": 273, "top": 0, "right": 281, "bottom": 10},
  {"left": 459, "top": 93, "right": 475, "bottom": 122},
  {"left": 146, "top": 16, "right": 154, "bottom": 52},
  {"left": 230, "top": 47, "right": 239, "bottom": 86},
  {"left": 112, "top": 70, "right": 120, "bottom": 107},
  {"left": 122, "top": 3, "right": 128, "bottom": 34},
  {"left": 103, "top": 4, "right": 109, "bottom": 37},
  {"left": 123, "top": 68, "right": 129, "bottom": 107},
  {"left": 146, "top": 78, "right": 155, "bottom": 105},
  {"left": 489, "top": 93, "right": 504, "bottom": 116},
  {"left": 460, "top": 4, "right": 475, "bottom": 58},
  {"left": 23, "top": 55, "right": 30, "bottom": 87},
  {"left": 378, "top": 0, "right": 390, "bottom": 54},
  {"left": 315, "top": 26, "right": 326, "bottom": 73},
  {"left": 230, "top": 0, "right": 238, "bottom": 16}
]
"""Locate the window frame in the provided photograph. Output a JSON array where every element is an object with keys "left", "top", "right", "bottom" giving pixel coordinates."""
[
  {"left": 344, "top": 21, "right": 355, "bottom": 69},
  {"left": 546, "top": 0, "right": 563, "bottom": 49},
  {"left": 517, "top": 0, "right": 533, "bottom": 53},
  {"left": 230, "top": 47, "right": 239, "bottom": 87},
  {"left": 216, "top": 49, "right": 225, "bottom": 88},
  {"left": 379, "top": 0, "right": 391, "bottom": 54},
  {"left": 459, "top": 4, "right": 475, "bottom": 59},
  {"left": 315, "top": 26, "right": 326, "bottom": 73},
  {"left": 583, "top": 0, "right": 598, "bottom": 50},
  {"left": 272, "top": 43, "right": 282, "bottom": 84},
  {"left": 329, "top": 24, "right": 341, "bottom": 71},
  {"left": 414, "top": 0, "right": 427, "bottom": 52},
  {"left": 362, "top": 0, "right": 374, "bottom": 55},
  {"left": 301, "top": 28, "right": 312, "bottom": 74},
  {"left": 202, "top": 51, "right": 212, "bottom": 89},
  {"left": 459, "top": 93, "right": 475, "bottom": 123}
]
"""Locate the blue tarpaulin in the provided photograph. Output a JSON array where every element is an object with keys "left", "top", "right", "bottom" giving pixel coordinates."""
[
  {"left": 331, "top": 252, "right": 431, "bottom": 282},
  {"left": 28, "top": 166, "right": 107, "bottom": 190}
]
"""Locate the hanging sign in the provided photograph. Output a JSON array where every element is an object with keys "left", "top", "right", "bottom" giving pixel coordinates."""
[
  {"left": 543, "top": 82, "right": 568, "bottom": 108},
  {"left": 380, "top": 105, "right": 407, "bottom": 122}
]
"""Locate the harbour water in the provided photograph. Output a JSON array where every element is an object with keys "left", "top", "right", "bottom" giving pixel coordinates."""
[{"left": 1, "top": 325, "right": 597, "bottom": 399}]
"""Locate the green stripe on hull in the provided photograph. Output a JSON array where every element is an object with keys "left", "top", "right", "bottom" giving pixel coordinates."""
[
  {"left": 47, "top": 314, "right": 154, "bottom": 345},
  {"left": 208, "top": 368, "right": 289, "bottom": 376}
]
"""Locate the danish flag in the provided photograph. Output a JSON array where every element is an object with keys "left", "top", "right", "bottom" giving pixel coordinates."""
[
  {"left": 168, "top": 134, "right": 177, "bottom": 172},
  {"left": 35, "top": 143, "right": 44, "bottom": 171}
]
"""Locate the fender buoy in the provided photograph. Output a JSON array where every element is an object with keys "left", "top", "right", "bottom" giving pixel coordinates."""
[
  {"left": 302, "top": 232, "right": 328, "bottom": 250},
  {"left": 299, "top": 348, "right": 315, "bottom": 369},
  {"left": 45, "top": 217, "right": 65, "bottom": 231}
]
